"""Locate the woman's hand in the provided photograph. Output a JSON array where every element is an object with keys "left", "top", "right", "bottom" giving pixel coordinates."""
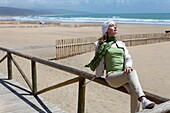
[
  {"left": 93, "top": 74, "right": 97, "bottom": 78},
  {"left": 124, "top": 67, "right": 133, "bottom": 74}
]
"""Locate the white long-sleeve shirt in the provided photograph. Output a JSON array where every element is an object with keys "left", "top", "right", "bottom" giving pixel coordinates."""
[{"left": 94, "top": 40, "right": 133, "bottom": 77}]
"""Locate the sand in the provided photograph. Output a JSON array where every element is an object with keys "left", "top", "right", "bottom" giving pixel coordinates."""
[{"left": 0, "top": 22, "right": 170, "bottom": 113}]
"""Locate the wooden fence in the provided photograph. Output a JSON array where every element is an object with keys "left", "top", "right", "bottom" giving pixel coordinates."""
[
  {"left": 56, "top": 37, "right": 98, "bottom": 59},
  {"left": 0, "top": 47, "right": 170, "bottom": 113},
  {"left": 56, "top": 33, "right": 170, "bottom": 59}
]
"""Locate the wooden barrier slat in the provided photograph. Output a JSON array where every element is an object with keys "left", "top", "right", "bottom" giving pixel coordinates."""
[
  {"left": 36, "top": 77, "right": 80, "bottom": 95},
  {"left": 0, "top": 54, "right": 7, "bottom": 63},
  {"left": 10, "top": 55, "right": 32, "bottom": 90}
]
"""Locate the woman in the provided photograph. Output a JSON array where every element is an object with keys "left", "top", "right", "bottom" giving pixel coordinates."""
[{"left": 85, "top": 20, "right": 155, "bottom": 113}]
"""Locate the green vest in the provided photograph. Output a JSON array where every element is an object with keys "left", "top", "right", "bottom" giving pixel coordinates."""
[{"left": 105, "top": 47, "right": 124, "bottom": 73}]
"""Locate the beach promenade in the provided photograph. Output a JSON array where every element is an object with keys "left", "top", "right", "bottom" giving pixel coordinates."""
[{"left": 0, "top": 22, "right": 170, "bottom": 113}]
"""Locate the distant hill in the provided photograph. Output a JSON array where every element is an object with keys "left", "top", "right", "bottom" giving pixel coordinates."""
[
  {"left": 43, "top": 8, "right": 90, "bottom": 15},
  {"left": 0, "top": 6, "right": 91, "bottom": 16},
  {"left": 0, "top": 7, "right": 50, "bottom": 16}
]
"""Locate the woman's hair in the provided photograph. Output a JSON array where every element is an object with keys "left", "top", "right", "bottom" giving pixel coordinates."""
[{"left": 98, "top": 33, "right": 109, "bottom": 45}]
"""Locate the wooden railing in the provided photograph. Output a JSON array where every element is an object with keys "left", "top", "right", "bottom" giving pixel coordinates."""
[
  {"left": 0, "top": 46, "right": 170, "bottom": 113},
  {"left": 56, "top": 33, "right": 170, "bottom": 59}
]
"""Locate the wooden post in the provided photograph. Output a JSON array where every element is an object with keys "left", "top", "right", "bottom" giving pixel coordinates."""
[
  {"left": 77, "top": 77, "right": 86, "bottom": 113},
  {"left": 7, "top": 53, "right": 12, "bottom": 80},
  {"left": 31, "top": 60, "right": 37, "bottom": 95}
]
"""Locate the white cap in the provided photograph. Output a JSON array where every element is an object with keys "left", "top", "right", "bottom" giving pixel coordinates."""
[{"left": 102, "top": 20, "right": 115, "bottom": 35}]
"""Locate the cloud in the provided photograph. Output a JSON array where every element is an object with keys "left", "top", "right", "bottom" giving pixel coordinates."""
[
  {"left": 0, "top": 0, "right": 169, "bottom": 13},
  {"left": 0, "top": 0, "right": 81, "bottom": 9}
]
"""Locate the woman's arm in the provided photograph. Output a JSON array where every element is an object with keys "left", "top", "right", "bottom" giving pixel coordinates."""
[
  {"left": 122, "top": 41, "right": 133, "bottom": 68},
  {"left": 121, "top": 41, "right": 133, "bottom": 74},
  {"left": 94, "top": 41, "right": 104, "bottom": 77}
]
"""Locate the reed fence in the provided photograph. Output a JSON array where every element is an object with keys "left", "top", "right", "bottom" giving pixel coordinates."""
[
  {"left": 56, "top": 33, "right": 170, "bottom": 59},
  {"left": 56, "top": 37, "right": 98, "bottom": 59}
]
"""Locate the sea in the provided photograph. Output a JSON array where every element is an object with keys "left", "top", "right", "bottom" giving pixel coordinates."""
[{"left": 1, "top": 13, "right": 170, "bottom": 26}]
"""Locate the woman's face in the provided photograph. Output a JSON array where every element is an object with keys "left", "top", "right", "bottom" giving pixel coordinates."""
[{"left": 107, "top": 23, "right": 117, "bottom": 36}]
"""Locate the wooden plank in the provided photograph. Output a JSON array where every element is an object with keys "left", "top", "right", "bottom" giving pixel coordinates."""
[{"left": 0, "top": 72, "right": 66, "bottom": 113}]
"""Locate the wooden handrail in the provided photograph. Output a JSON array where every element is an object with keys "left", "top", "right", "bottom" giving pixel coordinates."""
[
  {"left": 0, "top": 46, "right": 169, "bottom": 103},
  {"left": 0, "top": 46, "right": 169, "bottom": 113}
]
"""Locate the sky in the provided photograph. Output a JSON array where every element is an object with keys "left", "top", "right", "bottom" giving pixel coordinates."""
[{"left": 0, "top": 0, "right": 170, "bottom": 13}]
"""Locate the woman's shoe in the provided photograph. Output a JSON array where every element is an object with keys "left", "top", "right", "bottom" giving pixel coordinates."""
[{"left": 142, "top": 98, "right": 155, "bottom": 109}]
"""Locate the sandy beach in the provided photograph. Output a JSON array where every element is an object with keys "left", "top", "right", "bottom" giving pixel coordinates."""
[{"left": 0, "top": 22, "right": 170, "bottom": 113}]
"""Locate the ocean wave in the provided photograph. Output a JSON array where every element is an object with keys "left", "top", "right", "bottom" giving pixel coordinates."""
[{"left": 1, "top": 15, "right": 170, "bottom": 26}]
